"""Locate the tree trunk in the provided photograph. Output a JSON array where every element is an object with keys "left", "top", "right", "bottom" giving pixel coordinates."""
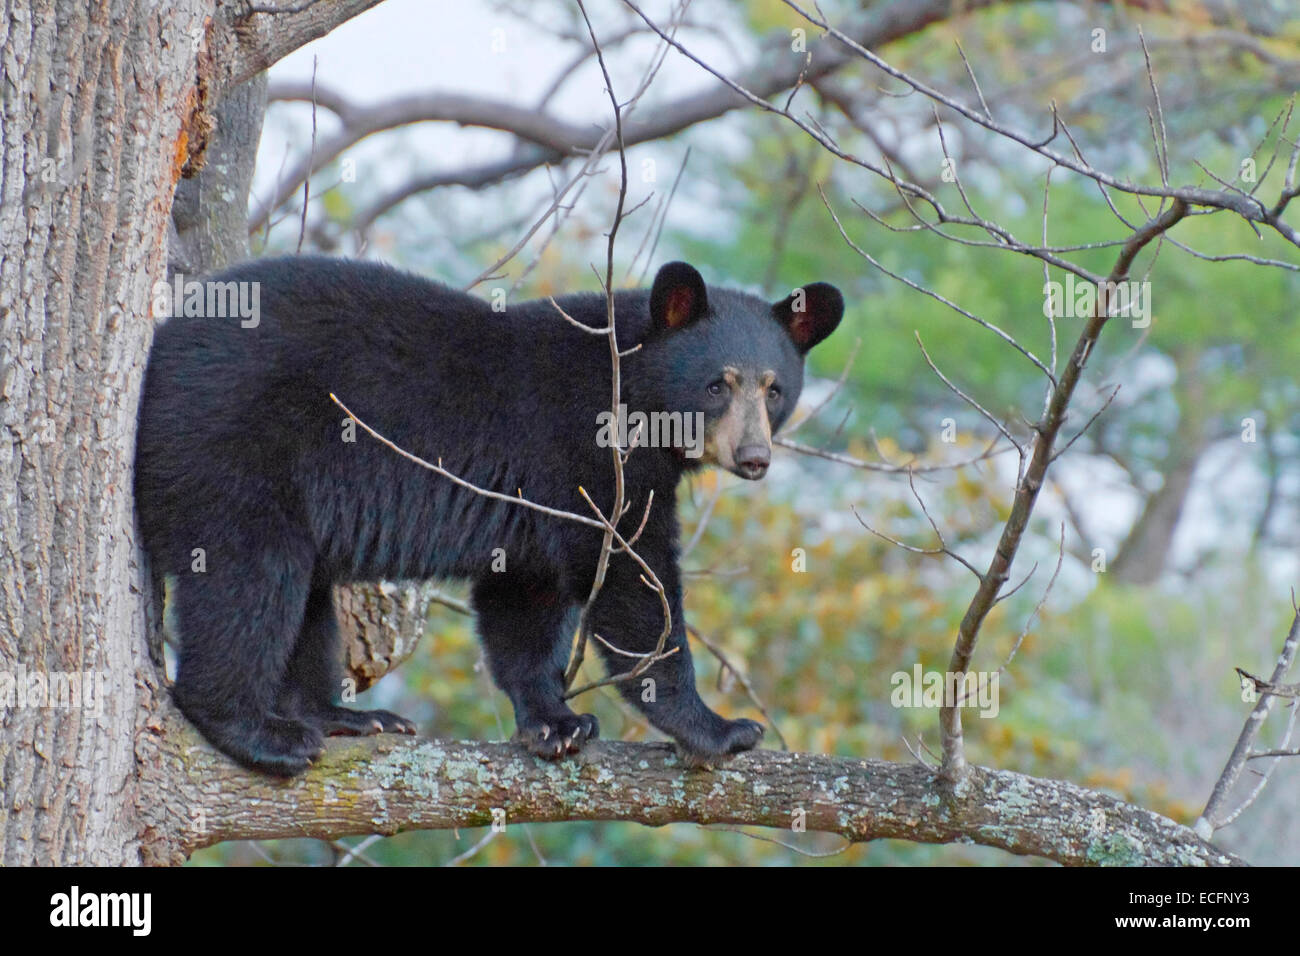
[
  {"left": 0, "top": 0, "right": 389, "bottom": 867},
  {"left": 0, "top": 0, "right": 208, "bottom": 865},
  {"left": 336, "top": 582, "right": 439, "bottom": 691}
]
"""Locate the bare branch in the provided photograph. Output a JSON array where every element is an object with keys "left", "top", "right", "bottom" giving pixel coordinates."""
[
  {"left": 295, "top": 58, "right": 318, "bottom": 254},
  {"left": 565, "top": 0, "right": 645, "bottom": 693},
  {"left": 915, "top": 332, "right": 1024, "bottom": 456},
  {"left": 784, "top": 336, "right": 862, "bottom": 436},
  {"left": 1051, "top": 383, "right": 1122, "bottom": 463},
  {"left": 783, "top": 0, "right": 1300, "bottom": 246},
  {"left": 1218, "top": 693, "right": 1300, "bottom": 829},
  {"left": 937, "top": 199, "right": 1189, "bottom": 782},
  {"left": 264, "top": 0, "right": 1029, "bottom": 237},
  {"left": 1195, "top": 602, "right": 1299, "bottom": 838},
  {"left": 776, "top": 434, "right": 1008, "bottom": 474},
  {"left": 218, "top": 1, "right": 389, "bottom": 99},
  {"left": 253, "top": 83, "right": 597, "bottom": 233},
  {"left": 1237, "top": 669, "right": 1300, "bottom": 700},
  {"left": 821, "top": 186, "right": 1057, "bottom": 384}
]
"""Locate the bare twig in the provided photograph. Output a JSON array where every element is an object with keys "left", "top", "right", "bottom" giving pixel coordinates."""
[
  {"left": 442, "top": 829, "right": 498, "bottom": 866},
  {"left": 1236, "top": 669, "right": 1300, "bottom": 699},
  {"left": 565, "top": 1, "right": 647, "bottom": 692},
  {"left": 1196, "top": 606, "right": 1300, "bottom": 838},
  {"left": 1218, "top": 695, "right": 1300, "bottom": 829},
  {"left": 914, "top": 332, "right": 1024, "bottom": 457},
  {"left": 295, "top": 57, "right": 318, "bottom": 254},
  {"left": 821, "top": 186, "right": 1056, "bottom": 384},
  {"left": 784, "top": 336, "right": 862, "bottom": 436},
  {"left": 776, "top": 433, "right": 1008, "bottom": 474},
  {"left": 709, "top": 825, "right": 852, "bottom": 858},
  {"left": 627, "top": 147, "right": 691, "bottom": 284},
  {"left": 427, "top": 589, "right": 472, "bottom": 616},
  {"left": 330, "top": 393, "right": 604, "bottom": 531},
  {"left": 680, "top": 479, "right": 725, "bottom": 561},
  {"left": 333, "top": 834, "right": 381, "bottom": 867},
  {"left": 1051, "top": 384, "right": 1122, "bottom": 463}
]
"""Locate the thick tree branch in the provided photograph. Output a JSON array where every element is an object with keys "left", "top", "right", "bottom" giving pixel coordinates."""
[
  {"left": 213, "top": 0, "right": 389, "bottom": 100},
  {"left": 252, "top": 82, "right": 599, "bottom": 229},
  {"left": 134, "top": 710, "right": 1242, "bottom": 866}
]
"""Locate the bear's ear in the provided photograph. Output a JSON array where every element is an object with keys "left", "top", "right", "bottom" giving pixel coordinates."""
[
  {"left": 649, "top": 261, "right": 709, "bottom": 333},
  {"left": 773, "top": 282, "right": 844, "bottom": 353}
]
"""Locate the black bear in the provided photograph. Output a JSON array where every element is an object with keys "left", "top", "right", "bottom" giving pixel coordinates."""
[{"left": 135, "top": 257, "right": 842, "bottom": 776}]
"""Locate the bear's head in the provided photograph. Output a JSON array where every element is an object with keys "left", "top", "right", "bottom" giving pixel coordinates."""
[{"left": 633, "top": 261, "right": 844, "bottom": 480}]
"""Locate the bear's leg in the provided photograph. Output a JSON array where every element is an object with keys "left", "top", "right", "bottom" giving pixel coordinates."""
[
  {"left": 170, "top": 528, "right": 324, "bottom": 777},
  {"left": 277, "top": 579, "right": 418, "bottom": 738},
  {"left": 588, "top": 553, "right": 763, "bottom": 766},
  {"left": 472, "top": 573, "right": 598, "bottom": 759}
]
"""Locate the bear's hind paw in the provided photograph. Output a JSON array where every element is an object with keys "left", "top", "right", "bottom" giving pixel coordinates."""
[
  {"left": 676, "top": 717, "right": 764, "bottom": 769},
  {"left": 311, "top": 705, "right": 418, "bottom": 738},
  {"left": 239, "top": 715, "right": 325, "bottom": 777},
  {"left": 515, "top": 712, "right": 599, "bottom": 760}
]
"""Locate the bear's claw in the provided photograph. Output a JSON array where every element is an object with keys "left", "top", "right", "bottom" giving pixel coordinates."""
[{"left": 516, "top": 712, "right": 599, "bottom": 759}]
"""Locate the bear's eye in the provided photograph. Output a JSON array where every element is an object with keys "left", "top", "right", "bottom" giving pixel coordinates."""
[
  {"left": 707, "top": 380, "right": 725, "bottom": 396},
  {"left": 767, "top": 385, "right": 782, "bottom": 401}
]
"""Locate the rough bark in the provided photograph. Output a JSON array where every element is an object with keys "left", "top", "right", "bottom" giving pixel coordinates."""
[
  {"left": 133, "top": 707, "right": 1243, "bottom": 866},
  {"left": 208, "top": 0, "right": 389, "bottom": 102},
  {"left": 0, "top": 0, "right": 393, "bottom": 867},
  {"left": 0, "top": 0, "right": 207, "bottom": 868},
  {"left": 335, "top": 581, "right": 436, "bottom": 691},
  {"left": 169, "top": 72, "right": 268, "bottom": 277}
]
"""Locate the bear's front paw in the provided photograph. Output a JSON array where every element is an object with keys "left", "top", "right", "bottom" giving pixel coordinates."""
[
  {"left": 515, "top": 712, "right": 600, "bottom": 760},
  {"left": 678, "top": 717, "right": 764, "bottom": 768}
]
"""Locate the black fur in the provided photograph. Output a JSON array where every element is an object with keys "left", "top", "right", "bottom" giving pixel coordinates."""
[{"left": 135, "top": 256, "right": 843, "bottom": 775}]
